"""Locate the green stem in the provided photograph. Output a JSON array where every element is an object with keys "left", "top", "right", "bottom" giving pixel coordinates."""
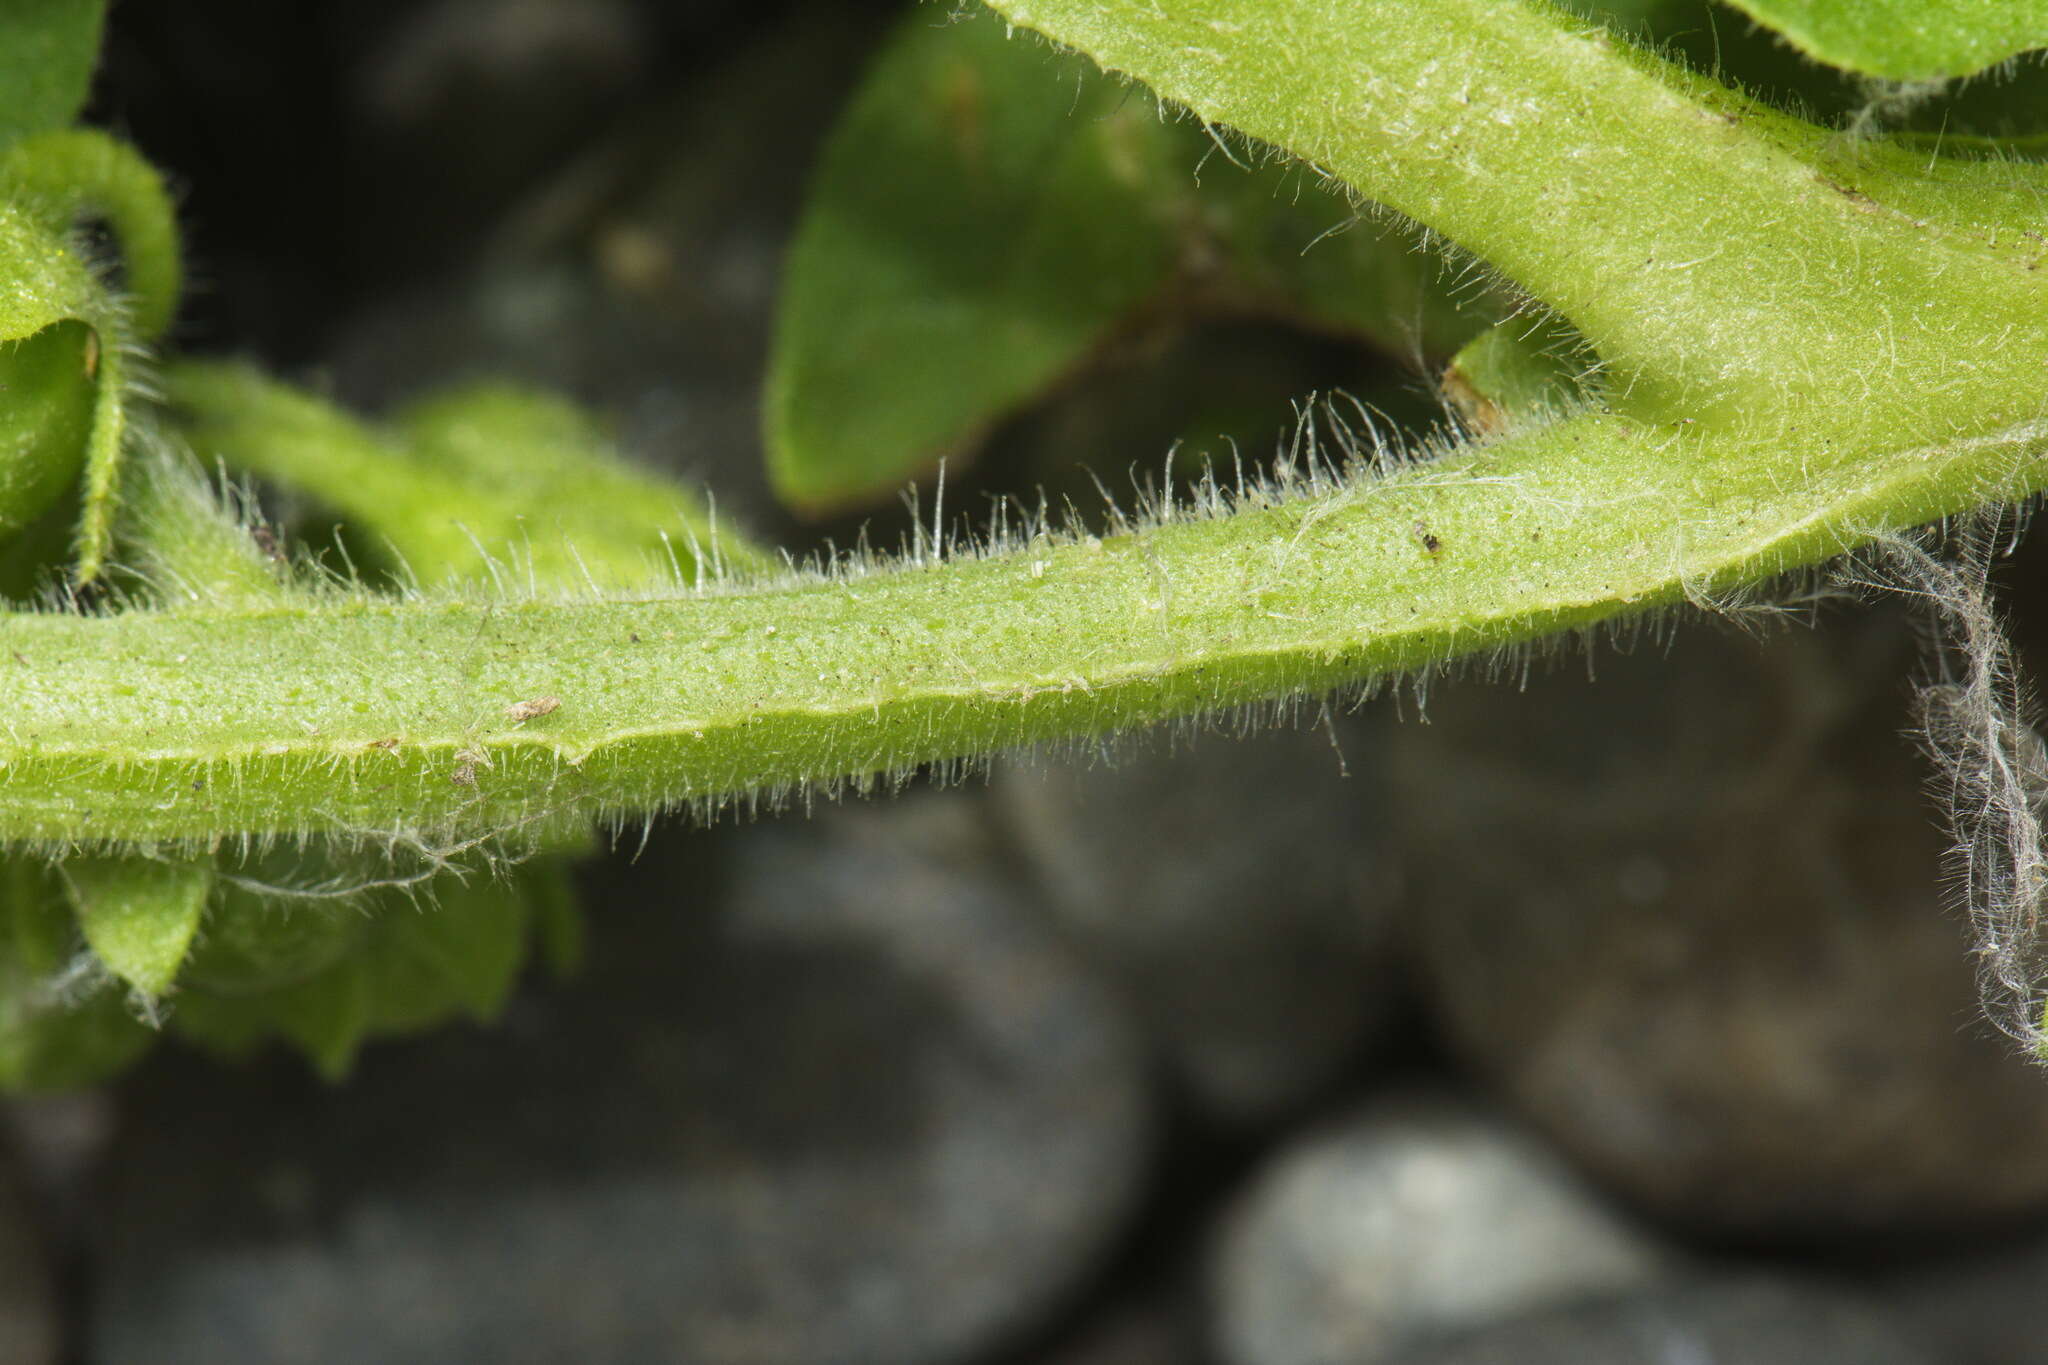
[
  {"left": 5, "top": 0, "right": 2045, "bottom": 851},
  {"left": 6, "top": 408, "right": 2045, "bottom": 846}
]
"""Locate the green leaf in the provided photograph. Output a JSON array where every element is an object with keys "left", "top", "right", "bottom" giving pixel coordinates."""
[
  {"left": 0, "top": 320, "right": 97, "bottom": 543},
  {"left": 173, "top": 950, "right": 375, "bottom": 1082},
  {"left": 363, "top": 876, "right": 531, "bottom": 1032},
  {"left": 61, "top": 855, "right": 213, "bottom": 999},
  {"left": 0, "top": 859, "right": 153, "bottom": 1091},
  {"left": 178, "top": 864, "right": 370, "bottom": 996},
  {"left": 766, "top": 6, "right": 1479, "bottom": 511},
  {"left": 1, "top": 129, "right": 184, "bottom": 580},
  {"left": 267, "top": 955, "right": 375, "bottom": 1082},
  {"left": 0, "top": 198, "right": 103, "bottom": 554},
  {"left": 171, "top": 864, "right": 543, "bottom": 1080},
  {"left": 1441, "top": 317, "right": 1593, "bottom": 436},
  {"left": 0, "top": 0, "right": 108, "bottom": 148},
  {"left": 114, "top": 435, "right": 297, "bottom": 609},
  {"left": 0, "top": 980, "right": 153, "bottom": 1091},
  {"left": 1719, "top": 0, "right": 2048, "bottom": 80},
  {"left": 395, "top": 382, "right": 773, "bottom": 582},
  {"left": 767, "top": 9, "right": 1185, "bottom": 511},
  {"left": 166, "top": 362, "right": 770, "bottom": 587}
]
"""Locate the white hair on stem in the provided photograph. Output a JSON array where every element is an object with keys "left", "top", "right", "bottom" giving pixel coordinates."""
[{"left": 1847, "top": 509, "right": 2048, "bottom": 1054}]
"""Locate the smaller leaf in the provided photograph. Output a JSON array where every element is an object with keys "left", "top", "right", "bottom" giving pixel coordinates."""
[
  {"left": 1, "top": 130, "right": 185, "bottom": 580},
  {"left": 179, "top": 876, "right": 369, "bottom": 996},
  {"left": 172, "top": 951, "right": 375, "bottom": 1082},
  {"left": 363, "top": 877, "right": 531, "bottom": 1032},
  {"left": 0, "top": 0, "right": 109, "bottom": 148},
  {"left": 0, "top": 320, "right": 96, "bottom": 543},
  {"left": 767, "top": 6, "right": 1483, "bottom": 511},
  {"left": 0, "top": 129, "right": 184, "bottom": 342},
  {"left": 171, "top": 860, "right": 548, "bottom": 1080},
  {"left": 1441, "top": 317, "right": 1593, "bottom": 436},
  {"left": 165, "top": 362, "right": 769, "bottom": 588},
  {"left": 268, "top": 955, "right": 375, "bottom": 1082},
  {"left": 1719, "top": 0, "right": 2048, "bottom": 80},
  {"left": 61, "top": 855, "right": 213, "bottom": 1000},
  {"left": 396, "top": 382, "right": 774, "bottom": 582},
  {"left": 115, "top": 435, "right": 295, "bottom": 608},
  {"left": 0, "top": 982, "right": 154, "bottom": 1092},
  {"left": 766, "top": 8, "right": 1187, "bottom": 511},
  {"left": 524, "top": 859, "right": 587, "bottom": 978},
  {"left": 0, "top": 858, "right": 154, "bottom": 1091}
]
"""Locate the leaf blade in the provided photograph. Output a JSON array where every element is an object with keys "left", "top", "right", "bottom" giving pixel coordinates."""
[
  {"left": 0, "top": 0, "right": 108, "bottom": 148},
  {"left": 62, "top": 856, "right": 214, "bottom": 999},
  {"left": 1720, "top": 0, "right": 2048, "bottom": 80},
  {"left": 766, "top": 7, "right": 1480, "bottom": 511}
]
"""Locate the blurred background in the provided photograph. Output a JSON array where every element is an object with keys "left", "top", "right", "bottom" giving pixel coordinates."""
[{"left": 7, "top": 1, "right": 2048, "bottom": 1360}]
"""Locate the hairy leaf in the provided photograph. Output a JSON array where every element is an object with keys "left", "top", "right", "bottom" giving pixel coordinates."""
[
  {"left": 0, "top": 200, "right": 103, "bottom": 548},
  {"left": 168, "top": 363, "right": 769, "bottom": 587},
  {"left": 1441, "top": 317, "right": 1593, "bottom": 435},
  {"left": 978, "top": 0, "right": 2048, "bottom": 436}
]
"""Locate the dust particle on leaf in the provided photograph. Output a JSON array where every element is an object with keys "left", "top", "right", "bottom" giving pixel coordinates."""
[{"left": 505, "top": 696, "right": 560, "bottom": 725}]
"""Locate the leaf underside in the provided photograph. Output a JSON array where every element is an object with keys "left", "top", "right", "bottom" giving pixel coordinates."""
[{"left": 1720, "top": 0, "right": 2048, "bottom": 80}]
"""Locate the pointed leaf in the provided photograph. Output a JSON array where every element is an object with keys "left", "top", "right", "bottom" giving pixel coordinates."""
[
  {"left": 269, "top": 954, "right": 375, "bottom": 1081},
  {"left": 0, "top": 0, "right": 108, "bottom": 148},
  {"left": 766, "top": 6, "right": 1479, "bottom": 511},
  {"left": 364, "top": 877, "right": 531, "bottom": 1032},
  {"left": 166, "top": 363, "right": 768, "bottom": 587},
  {"left": 1, "top": 858, "right": 154, "bottom": 1091},
  {"left": 765, "top": 9, "right": 1188, "bottom": 511},
  {"left": 395, "top": 382, "right": 772, "bottom": 581},
  {"left": 1441, "top": 317, "right": 1593, "bottom": 436},
  {"left": 62, "top": 856, "right": 213, "bottom": 998},
  {"left": 0, "top": 197, "right": 104, "bottom": 556},
  {"left": 1720, "top": 0, "right": 2048, "bottom": 80}
]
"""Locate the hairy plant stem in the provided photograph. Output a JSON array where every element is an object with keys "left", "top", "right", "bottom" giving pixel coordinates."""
[
  {"left": 3, "top": 0, "right": 2046, "bottom": 848},
  {"left": 7, "top": 408, "right": 2047, "bottom": 845}
]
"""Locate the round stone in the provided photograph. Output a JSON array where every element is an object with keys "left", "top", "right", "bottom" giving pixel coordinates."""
[
  {"left": 91, "top": 793, "right": 1149, "bottom": 1365},
  {"left": 1211, "top": 1091, "right": 1670, "bottom": 1365},
  {"left": 1396, "top": 612, "right": 2048, "bottom": 1242}
]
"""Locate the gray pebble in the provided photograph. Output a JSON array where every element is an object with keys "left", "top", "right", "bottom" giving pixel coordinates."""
[
  {"left": 1211, "top": 1092, "right": 1671, "bottom": 1365},
  {"left": 993, "top": 720, "right": 1398, "bottom": 1126},
  {"left": 1394, "top": 1279, "right": 1936, "bottom": 1365},
  {"left": 1396, "top": 613, "right": 2048, "bottom": 1241},
  {"left": 1881, "top": 1231, "right": 2048, "bottom": 1364},
  {"left": 90, "top": 793, "right": 1149, "bottom": 1365}
]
